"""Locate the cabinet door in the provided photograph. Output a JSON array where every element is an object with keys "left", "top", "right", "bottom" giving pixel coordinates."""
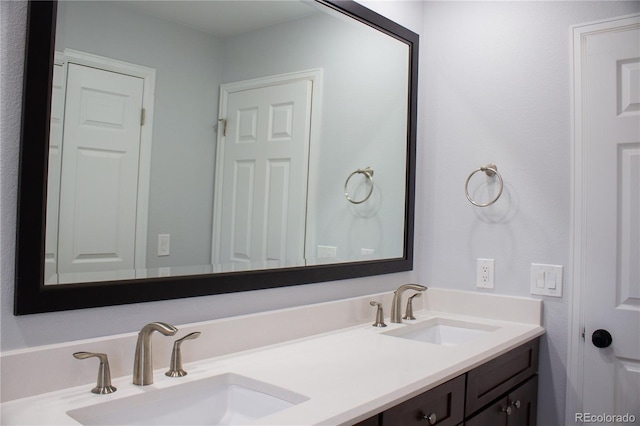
[
  {"left": 381, "top": 375, "right": 465, "bottom": 425},
  {"left": 466, "top": 338, "right": 539, "bottom": 416},
  {"left": 465, "top": 397, "right": 509, "bottom": 426},
  {"left": 507, "top": 375, "right": 538, "bottom": 426},
  {"left": 466, "top": 375, "right": 538, "bottom": 426}
]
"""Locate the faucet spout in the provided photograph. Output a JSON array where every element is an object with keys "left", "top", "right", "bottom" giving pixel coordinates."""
[
  {"left": 133, "top": 322, "right": 178, "bottom": 385},
  {"left": 390, "top": 284, "right": 427, "bottom": 323}
]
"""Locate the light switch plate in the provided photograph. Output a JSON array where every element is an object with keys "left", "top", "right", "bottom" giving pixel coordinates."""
[
  {"left": 530, "top": 263, "right": 563, "bottom": 297},
  {"left": 158, "top": 234, "right": 170, "bottom": 256}
]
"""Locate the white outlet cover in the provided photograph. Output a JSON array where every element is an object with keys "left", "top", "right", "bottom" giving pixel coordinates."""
[
  {"left": 476, "top": 258, "right": 495, "bottom": 289},
  {"left": 317, "top": 245, "right": 337, "bottom": 258}
]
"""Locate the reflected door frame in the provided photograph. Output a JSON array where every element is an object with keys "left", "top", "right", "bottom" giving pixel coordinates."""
[
  {"left": 212, "top": 69, "right": 323, "bottom": 269},
  {"left": 48, "top": 49, "right": 156, "bottom": 282}
]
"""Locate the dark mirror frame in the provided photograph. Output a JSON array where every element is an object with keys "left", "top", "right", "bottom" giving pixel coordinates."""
[{"left": 15, "top": 0, "right": 418, "bottom": 315}]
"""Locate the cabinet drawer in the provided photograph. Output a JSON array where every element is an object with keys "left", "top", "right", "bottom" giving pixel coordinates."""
[
  {"left": 465, "top": 338, "right": 539, "bottom": 416},
  {"left": 382, "top": 375, "right": 465, "bottom": 426}
]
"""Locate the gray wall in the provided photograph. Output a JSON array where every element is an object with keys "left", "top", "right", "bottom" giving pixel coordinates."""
[{"left": 416, "top": 2, "right": 640, "bottom": 425}]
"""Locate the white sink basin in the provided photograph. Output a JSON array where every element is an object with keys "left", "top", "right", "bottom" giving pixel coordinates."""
[
  {"left": 384, "top": 318, "right": 498, "bottom": 346},
  {"left": 66, "top": 373, "right": 308, "bottom": 425}
]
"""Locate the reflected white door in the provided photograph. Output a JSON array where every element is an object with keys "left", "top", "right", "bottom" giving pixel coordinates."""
[
  {"left": 45, "top": 62, "right": 65, "bottom": 283},
  {"left": 215, "top": 79, "right": 313, "bottom": 268},
  {"left": 578, "top": 16, "right": 640, "bottom": 418},
  {"left": 57, "top": 63, "right": 144, "bottom": 279}
]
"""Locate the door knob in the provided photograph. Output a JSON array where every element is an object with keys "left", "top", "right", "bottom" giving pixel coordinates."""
[{"left": 592, "top": 329, "right": 613, "bottom": 348}]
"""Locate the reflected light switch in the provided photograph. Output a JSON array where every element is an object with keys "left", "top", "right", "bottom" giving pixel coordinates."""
[{"left": 158, "top": 234, "right": 170, "bottom": 256}]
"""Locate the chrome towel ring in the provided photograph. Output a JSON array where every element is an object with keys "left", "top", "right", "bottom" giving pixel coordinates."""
[
  {"left": 465, "top": 163, "right": 503, "bottom": 207},
  {"left": 344, "top": 167, "right": 374, "bottom": 204}
]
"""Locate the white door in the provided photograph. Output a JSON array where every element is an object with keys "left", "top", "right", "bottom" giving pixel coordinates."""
[
  {"left": 214, "top": 79, "right": 313, "bottom": 269},
  {"left": 57, "top": 63, "right": 144, "bottom": 280},
  {"left": 576, "top": 16, "right": 640, "bottom": 420}
]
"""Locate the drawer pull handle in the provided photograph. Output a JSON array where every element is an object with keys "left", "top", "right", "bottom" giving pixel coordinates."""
[
  {"left": 502, "top": 406, "right": 513, "bottom": 416},
  {"left": 511, "top": 400, "right": 521, "bottom": 409},
  {"left": 423, "top": 412, "right": 437, "bottom": 424}
]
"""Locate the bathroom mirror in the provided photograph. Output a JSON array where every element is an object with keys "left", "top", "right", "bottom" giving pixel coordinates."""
[{"left": 15, "top": 0, "right": 418, "bottom": 315}]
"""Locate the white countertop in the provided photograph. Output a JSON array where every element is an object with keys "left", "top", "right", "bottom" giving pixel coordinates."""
[{"left": 1, "top": 299, "right": 544, "bottom": 426}]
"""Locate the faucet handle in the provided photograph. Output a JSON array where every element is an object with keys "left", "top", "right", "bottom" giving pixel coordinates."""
[
  {"left": 73, "top": 352, "right": 117, "bottom": 394},
  {"left": 166, "top": 332, "right": 201, "bottom": 377},
  {"left": 369, "top": 301, "right": 387, "bottom": 327},
  {"left": 402, "top": 292, "right": 422, "bottom": 320}
]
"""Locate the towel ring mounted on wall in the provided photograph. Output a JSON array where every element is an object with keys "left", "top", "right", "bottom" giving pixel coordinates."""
[
  {"left": 465, "top": 163, "right": 503, "bottom": 207},
  {"left": 344, "top": 167, "right": 374, "bottom": 204}
]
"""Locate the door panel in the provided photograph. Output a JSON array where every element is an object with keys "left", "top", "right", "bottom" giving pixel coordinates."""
[
  {"left": 57, "top": 63, "right": 144, "bottom": 280},
  {"left": 465, "top": 397, "right": 508, "bottom": 426},
  {"left": 580, "top": 17, "right": 640, "bottom": 417},
  {"left": 508, "top": 376, "right": 538, "bottom": 426},
  {"left": 216, "top": 79, "right": 312, "bottom": 268}
]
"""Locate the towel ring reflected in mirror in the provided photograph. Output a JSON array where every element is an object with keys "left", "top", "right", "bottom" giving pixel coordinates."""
[
  {"left": 465, "top": 163, "right": 503, "bottom": 207},
  {"left": 344, "top": 167, "right": 374, "bottom": 204}
]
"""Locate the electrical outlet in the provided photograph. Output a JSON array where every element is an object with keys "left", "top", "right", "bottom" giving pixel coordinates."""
[{"left": 476, "top": 258, "right": 495, "bottom": 289}]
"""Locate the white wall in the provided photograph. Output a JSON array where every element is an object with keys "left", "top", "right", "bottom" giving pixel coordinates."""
[{"left": 417, "top": 2, "right": 639, "bottom": 425}]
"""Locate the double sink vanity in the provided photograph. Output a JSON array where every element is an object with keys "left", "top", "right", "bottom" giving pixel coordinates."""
[{"left": 1, "top": 288, "right": 543, "bottom": 425}]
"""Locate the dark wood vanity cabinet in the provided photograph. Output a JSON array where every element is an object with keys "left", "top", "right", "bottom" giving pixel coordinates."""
[
  {"left": 352, "top": 338, "right": 540, "bottom": 426},
  {"left": 465, "top": 375, "right": 538, "bottom": 426},
  {"left": 381, "top": 375, "right": 465, "bottom": 425}
]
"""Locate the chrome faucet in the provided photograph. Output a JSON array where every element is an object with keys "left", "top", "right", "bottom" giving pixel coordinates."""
[
  {"left": 166, "top": 332, "right": 201, "bottom": 378},
  {"left": 390, "top": 284, "right": 427, "bottom": 323},
  {"left": 73, "top": 352, "right": 117, "bottom": 394},
  {"left": 403, "top": 292, "right": 422, "bottom": 320},
  {"left": 133, "top": 322, "right": 178, "bottom": 385}
]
